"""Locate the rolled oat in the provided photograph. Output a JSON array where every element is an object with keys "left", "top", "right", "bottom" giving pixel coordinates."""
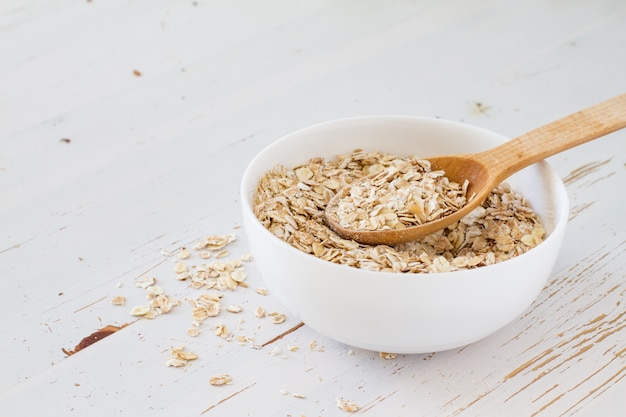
[
  {"left": 253, "top": 149, "right": 545, "bottom": 273},
  {"left": 210, "top": 374, "right": 233, "bottom": 386}
]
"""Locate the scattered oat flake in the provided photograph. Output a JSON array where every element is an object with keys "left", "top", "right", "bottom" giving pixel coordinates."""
[
  {"left": 215, "top": 324, "right": 230, "bottom": 338},
  {"left": 227, "top": 304, "right": 243, "bottom": 313},
  {"left": 177, "top": 350, "right": 198, "bottom": 361},
  {"left": 231, "top": 268, "right": 247, "bottom": 282},
  {"left": 210, "top": 374, "right": 233, "bottom": 386},
  {"left": 178, "top": 247, "right": 190, "bottom": 259},
  {"left": 130, "top": 305, "right": 151, "bottom": 316},
  {"left": 379, "top": 352, "right": 397, "bottom": 360},
  {"left": 337, "top": 398, "right": 360, "bottom": 412},
  {"left": 255, "top": 306, "right": 266, "bottom": 318},
  {"left": 176, "top": 271, "right": 191, "bottom": 281},
  {"left": 135, "top": 276, "right": 156, "bottom": 289},
  {"left": 198, "top": 250, "right": 212, "bottom": 259},
  {"left": 144, "top": 310, "right": 158, "bottom": 319},
  {"left": 174, "top": 261, "right": 188, "bottom": 274},
  {"left": 236, "top": 335, "right": 253, "bottom": 345},
  {"left": 271, "top": 313, "right": 286, "bottom": 324},
  {"left": 166, "top": 357, "right": 187, "bottom": 367},
  {"left": 194, "top": 234, "right": 236, "bottom": 251},
  {"left": 111, "top": 295, "right": 126, "bottom": 306},
  {"left": 146, "top": 285, "right": 164, "bottom": 296},
  {"left": 130, "top": 231, "right": 270, "bottom": 366},
  {"left": 166, "top": 346, "right": 198, "bottom": 367},
  {"left": 292, "top": 393, "right": 305, "bottom": 399}
]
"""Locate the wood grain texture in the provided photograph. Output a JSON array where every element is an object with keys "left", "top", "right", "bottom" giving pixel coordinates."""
[{"left": 1, "top": 0, "right": 625, "bottom": 416}]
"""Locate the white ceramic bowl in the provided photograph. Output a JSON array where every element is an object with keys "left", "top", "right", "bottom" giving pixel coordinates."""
[{"left": 240, "top": 116, "right": 568, "bottom": 353}]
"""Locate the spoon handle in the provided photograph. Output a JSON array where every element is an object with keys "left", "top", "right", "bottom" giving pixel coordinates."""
[{"left": 477, "top": 93, "right": 626, "bottom": 183}]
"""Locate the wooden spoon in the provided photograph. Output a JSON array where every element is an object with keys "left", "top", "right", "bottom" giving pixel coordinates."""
[{"left": 326, "top": 93, "right": 626, "bottom": 245}]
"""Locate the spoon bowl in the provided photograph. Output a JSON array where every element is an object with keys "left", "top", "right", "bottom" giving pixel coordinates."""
[{"left": 325, "top": 93, "right": 626, "bottom": 245}]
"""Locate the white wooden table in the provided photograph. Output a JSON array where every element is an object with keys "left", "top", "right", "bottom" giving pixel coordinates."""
[{"left": 1, "top": 1, "right": 625, "bottom": 416}]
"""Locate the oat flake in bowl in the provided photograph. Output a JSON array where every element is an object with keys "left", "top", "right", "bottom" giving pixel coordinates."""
[{"left": 253, "top": 149, "right": 545, "bottom": 274}]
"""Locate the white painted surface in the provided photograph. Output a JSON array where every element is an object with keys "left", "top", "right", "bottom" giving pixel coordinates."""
[{"left": 1, "top": 1, "right": 625, "bottom": 416}]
